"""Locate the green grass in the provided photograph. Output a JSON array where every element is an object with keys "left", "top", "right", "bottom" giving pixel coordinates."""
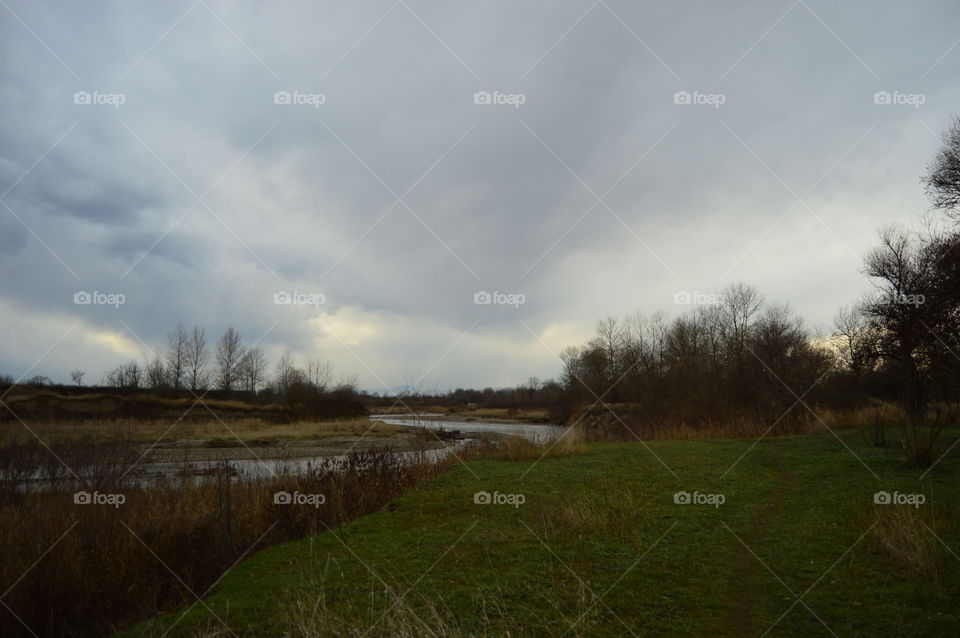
[{"left": 119, "top": 429, "right": 960, "bottom": 637}]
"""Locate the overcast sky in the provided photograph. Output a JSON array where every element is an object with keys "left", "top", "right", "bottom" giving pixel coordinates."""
[{"left": 1, "top": 0, "right": 958, "bottom": 391}]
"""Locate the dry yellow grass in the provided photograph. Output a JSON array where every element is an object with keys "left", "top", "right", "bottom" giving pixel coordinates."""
[
  {"left": 0, "top": 417, "right": 405, "bottom": 448},
  {"left": 871, "top": 505, "right": 940, "bottom": 579},
  {"left": 498, "top": 426, "right": 586, "bottom": 460}
]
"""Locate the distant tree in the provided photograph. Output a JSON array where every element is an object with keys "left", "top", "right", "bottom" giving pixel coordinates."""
[
  {"left": 306, "top": 357, "right": 333, "bottom": 393},
  {"left": 215, "top": 326, "right": 243, "bottom": 391},
  {"left": 238, "top": 347, "right": 268, "bottom": 394},
  {"left": 185, "top": 325, "right": 209, "bottom": 392},
  {"left": 70, "top": 369, "right": 85, "bottom": 386},
  {"left": 106, "top": 361, "right": 141, "bottom": 389},
  {"left": 145, "top": 348, "right": 168, "bottom": 390},
  {"left": 166, "top": 322, "right": 189, "bottom": 394},
  {"left": 273, "top": 350, "right": 304, "bottom": 396}
]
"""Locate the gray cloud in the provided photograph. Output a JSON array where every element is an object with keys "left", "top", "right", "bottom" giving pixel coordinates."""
[{"left": 1, "top": 0, "right": 958, "bottom": 387}]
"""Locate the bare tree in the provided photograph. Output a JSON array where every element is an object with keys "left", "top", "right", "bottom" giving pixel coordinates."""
[
  {"left": 70, "top": 369, "right": 85, "bottom": 386},
  {"left": 306, "top": 357, "right": 333, "bottom": 393},
  {"left": 185, "top": 325, "right": 209, "bottom": 392},
  {"left": 860, "top": 225, "right": 956, "bottom": 465},
  {"left": 166, "top": 322, "right": 189, "bottom": 395},
  {"left": 123, "top": 361, "right": 142, "bottom": 389},
  {"left": 833, "top": 304, "right": 877, "bottom": 375},
  {"left": 215, "top": 326, "right": 243, "bottom": 391},
  {"left": 925, "top": 116, "right": 960, "bottom": 218},
  {"left": 145, "top": 348, "right": 167, "bottom": 390},
  {"left": 238, "top": 347, "right": 268, "bottom": 394},
  {"left": 273, "top": 349, "right": 303, "bottom": 396}
]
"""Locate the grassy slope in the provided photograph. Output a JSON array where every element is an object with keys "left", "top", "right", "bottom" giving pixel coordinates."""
[{"left": 120, "top": 430, "right": 960, "bottom": 637}]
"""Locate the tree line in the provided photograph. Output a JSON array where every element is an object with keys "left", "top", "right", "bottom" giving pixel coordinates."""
[
  {"left": 101, "top": 323, "right": 350, "bottom": 400},
  {"left": 554, "top": 117, "right": 960, "bottom": 467}
]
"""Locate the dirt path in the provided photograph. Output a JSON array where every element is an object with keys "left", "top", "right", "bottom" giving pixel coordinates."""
[{"left": 719, "top": 449, "right": 794, "bottom": 636}]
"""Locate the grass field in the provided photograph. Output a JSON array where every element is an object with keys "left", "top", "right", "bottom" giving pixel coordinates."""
[{"left": 120, "top": 427, "right": 960, "bottom": 637}]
